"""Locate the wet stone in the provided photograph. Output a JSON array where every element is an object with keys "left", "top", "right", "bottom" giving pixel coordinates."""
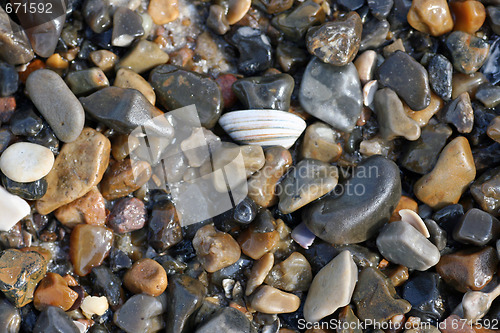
[
  {"left": 299, "top": 57, "right": 362, "bottom": 133},
  {"left": 195, "top": 307, "right": 256, "bottom": 333},
  {"left": 368, "top": 0, "right": 394, "bottom": 20},
  {"left": 424, "top": 219, "right": 447, "bottom": 251},
  {"left": 383, "top": 38, "right": 405, "bottom": 57},
  {"left": 450, "top": 0, "right": 486, "bottom": 34},
  {"left": 255, "top": 0, "right": 293, "bottom": 14},
  {"left": 100, "top": 159, "right": 152, "bottom": 201},
  {"left": 0, "top": 62, "right": 17, "bottom": 97},
  {"left": 83, "top": 0, "right": 112, "bottom": 33},
  {"left": 476, "top": 83, "right": 500, "bottom": 108},
  {"left": 278, "top": 159, "right": 338, "bottom": 214},
  {"left": 150, "top": 65, "right": 223, "bottom": 128},
  {"left": 276, "top": 42, "right": 308, "bottom": 72},
  {"left": 70, "top": 224, "right": 113, "bottom": 276},
  {"left": 148, "top": 0, "right": 179, "bottom": 25},
  {"left": 471, "top": 166, "right": 500, "bottom": 216},
  {"left": 112, "top": 7, "right": 144, "bottom": 47},
  {"left": 250, "top": 285, "right": 300, "bottom": 314},
  {"left": 207, "top": 5, "right": 229, "bottom": 35},
  {"left": 213, "top": 196, "right": 257, "bottom": 232},
  {"left": 1, "top": 175, "right": 47, "bottom": 201},
  {"left": 28, "top": 124, "right": 59, "bottom": 154},
  {"left": 304, "top": 155, "right": 401, "bottom": 245},
  {"left": 114, "top": 293, "right": 166, "bottom": 333},
  {"left": 148, "top": 201, "right": 182, "bottom": 252},
  {"left": 488, "top": 6, "right": 500, "bottom": 35},
  {"left": 439, "top": 92, "right": 474, "bottom": 133},
  {"left": 305, "top": 12, "right": 362, "bottom": 66},
  {"left": 446, "top": 31, "right": 490, "bottom": 74},
  {"left": 300, "top": 122, "right": 342, "bottom": 163},
  {"left": 228, "top": 27, "right": 273, "bottom": 75},
  {"left": 354, "top": 50, "right": 377, "bottom": 84},
  {"left": 107, "top": 197, "right": 147, "bottom": 233},
  {"left": 352, "top": 267, "right": 411, "bottom": 323},
  {"left": 91, "top": 265, "right": 123, "bottom": 308},
  {"left": 436, "top": 246, "right": 499, "bottom": 292},
  {"left": 359, "top": 18, "right": 390, "bottom": 51},
  {"left": 90, "top": 50, "right": 118, "bottom": 73},
  {"left": 271, "top": 0, "right": 325, "bottom": 41},
  {"left": 65, "top": 68, "right": 109, "bottom": 97},
  {"left": 377, "top": 51, "right": 431, "bottom": 111},
  {"left": 117, "top": 40, "right": 169, "bottom": 74},
  {"left": 33, "top": 272, "right": 79, "bottom": 311},
  {"left": 452, "top": 72, "right": 488, "bottom": 99},
  {"left": 124, "top": 258, "right": 168, "bottom": 297},
  {"left": 376, "top": 221, "right": 441, "bottom": 271},
  {"left": 9, "top": 108, "right": 42, "bottom": 137},
  {"left": 54, "top": 187, "right": 106, "bottom": 227},
  {"left": 453, "top": 208, "right": 500, "bottom": 246},
  {"left": 232, "top": 74, "right": 294, "bottom": 111},
  {"left": 337, "top": 0, "right": 364, "bottom": 10},
  {"left": 0, "top": 8, "right": 34, "bottom": 65},
  {"left": 426, "top": 54, "right": 453, "bottom": 101},
  {"left": 246, "top": 252, "right": 274, "bottom": 296},
  {"left": 0, "top": 142, "right": 54, "bottom": 183},
  {"left": 407, "top": 0, "right": 454, "bottom": 36},
  {"left": 33, "top": 306, "right": 79, "bottom": 333},
  {"left": 0, "top": 297, "right": 20, "bottom": 333},
  {"left": 264, "top": 252, "right": 312, "bottom": 292},
  {"left": 238, "top": 221, "right": 280, "bottom": 260},
  {"left": 487, "top": 116, "right": 500, "bottom": 143}
]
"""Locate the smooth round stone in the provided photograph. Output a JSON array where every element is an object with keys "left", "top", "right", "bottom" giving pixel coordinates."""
[
  {"left": 299, "top": 57, "right": 362, "bottom": 133},
  {"left": 0, "top": 298, "right": 20, "bottom": 333},
  {"left": 111, "top": 7, "right": 144, "bottom": 47},
  {"left": 376, "top": 221, "right": 441, "bottom": 271},
  {"left": 124, "top": 258, "right": 168, "bottom": 297},
  {"left": 426, "top": 53, "right": 453, "bottom": 101},
  {"left": 25, "top": 69, "right": 85, "bottom": 143},
  {"left": 250, "top": 285, "right": 300, "bottom": 314},
  {"left": 117, "top": 40, "right": 169, "bottom": 74},
  {"left": 0, "top": 62, "right": 18, "bottom": 97},
  {"left": 306, "top": 12, "right": 362, "bottom": 66},
  {"left": 114, "top": 294, "right": 166, "bottom": 333},
  {"left": 1, "top": 175, "right": 47, "bottom": 200},
  {"left": 300, "top": 122, "right": 342, "bottom": 163},
  {"left": 453, "top": 208, "right": 500, "bottom": 246},
  {"left": 228, "top": 27, "right": 273, "bottom": 75},
  {"left": 232, "top": 74, "right": 294, "bottom": 111},
  {"left": 0, "top": 186, "right": 30, "bottom": 231},
  {"left": 407, "top": 0, "right": 454, "bottom": 36},
  {"left": 264, "top": 252, "right": 312, "bottom": 292},
  {"left": 304, "top": 155, "right": 402, "bottom": 245},
  {"left": 114, "top": 68, "right": 156, "bottom": 105},
  {"left": 33, "top": 306, "right": 79, "bottom": 333},
  {"left": 354, "top": 50, "right": 377, "bottom": 84},
  {"left": 446, "top": 31, "right": 490, "bottom": 74},
  {"left": 195, "top": 307, "right": 256, "bottom": 333},
  {"left": 148, "top": 0, "right": 179, "bottom": 25},
  {"left": 303, "top": 250, "right": 358, "bottom": 323},
  {"left": 471, "top": 166, "right": 500, "bottom": 216},
  {"left": 377, "top": 51, "right": 431, "bottom": 111},
  {"left": 0, "top": 142, "right": 54, "bottom": 183},
  {"left": 107, "top": 197, "right": 147, "bottom": 233},
  {"left": 80, "top": 296, "right": 109, "bottom": 316},
  {"left": 368, "top": 0, "right": 394, "bottom": 19},
  {"left": 90, "top": 50, "right": 118, "bottom": 72},
  {"left": 439, "top": 92, "right": 474, "bottom": 133},
  {"left": 0, "top": 9, "right": 34, "bottom": 65}
]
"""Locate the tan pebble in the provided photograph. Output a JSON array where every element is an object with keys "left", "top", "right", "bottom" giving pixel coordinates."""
[
  {"left": 90, "top": 50, "right": 119, "bottom": 72},
  {"left": 54, "top": 187, "right": 106, "bottom": 227},
  {"left": 227, "top": 0, "right": 251, "bottom": 25},
  {"left": 250, "top": 285, "right": 300, "bottom": 314},
  {"left": 246, "top": 252, "right": 274, "bottom": 296},
  {"left": 148, "top": 0, "right": 179, "bottom": 25},
  {"left": 383, "top": 39, "right": 405, "bottom": 58},
  {"left": 241, "top": 145, "right": 265, "bottom": 177},
  {"left": 114, "top": 68, "right": 156, "bottom": 105},
  {"left": 407, "top": 0, "right": 454, "bottom": 36},
  {"left": 404, "top": 92, "right": 443, "bottom": 127},
  {"left": 46, "top": 53, "right": 69, "bottom": 69},
  {"left": 100, "top": 159, "right": 152, "bottom": 201},
  {"left": 80, "top": 296, "right": 109, "bottom": 316},
  {"left": 117, "top": 40, "right": 169, "bottom": 74},
  {"left": 301, "top": 122, "right": 342, "bottom": 163},
  {"left": 111, "top": 134, "right": 140, "bottom": 161},
  {"left": 34, "top": 272, "right": 79, "bottom": 311},
  {"left": 123, "top": 258, "right": 168, "bottom": 296},
  {"left": 354, "top": 50, "right": 377, "bottom": 85},
  {"left": 414, "top": 136, "right": 476, "bottom": 209},
  {"left": 487, "top": 116, "right": 500, "bottom": 143}
]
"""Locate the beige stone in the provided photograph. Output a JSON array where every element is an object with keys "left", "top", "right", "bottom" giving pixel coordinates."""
[
  {"left": 250, "top": 285, "right": 300, "bottom": 314},
  {"left": 114, "top": 68, "right": 156, "bottom": 105},
  {"left": 407, "top": 0, "right": 454, "bottom": 36}
]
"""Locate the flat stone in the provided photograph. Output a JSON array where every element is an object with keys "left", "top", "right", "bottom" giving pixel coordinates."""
[
  {"left": 232, "top": 74, "right": 294, "bottom": 111},
  {"left": 439, "top": 92, "right": 474, "bottom": 133},
  {"left": 427, "top": 53, "right": 453, "bottom": 101},
  {"left": 249, "top": 285, "right": 300, "bottom": 314},
  {"left": 376, "top": 221, "right": 441, "bottom": 271},
  {"left": 117, "top": 40, "right": 169, "bottom": 74},
  {"left": 26, "top": 69, "right": 85, "bottom": 143},
  {"left": 114, "top": 68, "right": 156, "bottom": 105},
  {"left": 65, "top": 67, "right": 109, "bottom": 97},
  {"left": 377, "top": 51, "right": 431, "bottom": 111},
  {"left": 195, "top": 307, "right": 256, "bottom": 333},
  {"left": 228, "top": 27, "right": 273, "bottom": 75},
  {"left": 407, "top": 0, "right": 454, "bottom": 36},
  {"left": 0, "top": 142, "right": 54, "bottom": 183},
  {"left": 303, "top": 250, "right": 358, "bottom": 323},
  {"left": 1, "top": 175, "right": 47, "bottom": 201},
  {"left": 306, "top": 12, "right": 362, "bottom": 66},
  {"left": 374, "top": 88, "right": 421, "bottom": 141},
  {"left": 150, "top": 65, "right": 223, "bottom": 128},
  {"left": 436, "top": 246, "right": 498, "bottom": 292},
  {"left": 471, "top": 166, "right": 500, "bottom": 216},
  {"left": 36, "top": 128, "right": 111, "bottom": 215},
  {"left": 414, "top": 136, "right": 476, "bottom": 209},
  {"left": 453, "top": 208, "right": 500, "bottom": 246},
  {"left": 352, "top": 267, "right": 411, "bottom": 323},
  {"left": 304, "top": 155, "right": 401, "bottom": 244},
  {"left": 264, "top": 252, "right": 312, "bottom": 292},
  {"left": 69, "top": 224, "right": 113, "bottom": 276},
  {"left": 0, "top": 8, "right": 34, "bottom": 65},
  {"left": 300, "top": 122, "right": 342, "bottom": 163},
  {"left": 278, "top": 159, "right": 338, "bottom": 214},
  {"left": 111, "top": 7, "right": 144, "bottom": 47},
  {"left": 446, "top": 31, "right": 490, "bottom": 74},
  {"left": 299, "top": 57, "right": 363, "bottom": 133},
  {"left": 54, "top": 187, "right": 106, "bottom": 227},
  {"left": 33, "top": 306, "right": 79, "bottom": 333},
  {"left": 114, "top": 294, "right": 166, "bottom": 333}
]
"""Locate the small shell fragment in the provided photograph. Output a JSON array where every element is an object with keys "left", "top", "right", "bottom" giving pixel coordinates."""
[{"left": 399, "top": 209, "right": 430, "bottom": 238}]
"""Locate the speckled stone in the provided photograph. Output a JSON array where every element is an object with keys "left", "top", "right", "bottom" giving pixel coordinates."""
[
  {"left": 426, "top": 53, "right": 453, "bottom": 101},
  {"left": 271, "top": 0, "right": 325, "bottom": 41},
  {"left": 446, "top": 31, "right": 490, "bottom": 74},
  {"left": 439, "top": 92, "right": 474, "bottom": 133}
]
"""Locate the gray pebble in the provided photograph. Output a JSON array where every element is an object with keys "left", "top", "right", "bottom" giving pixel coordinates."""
[
  {"left": 439, "top": 92, "right": 474, "bottom": 133},
  {"left": 114, "top": 294, "right": 166, "bottom": 333},
  {"left": 196, "top": 307, "right": 257, "bottom": 333},
  {"left": 453, "top": 208, "right": 500, "bottom": 246},
  {"left": 0, "top": 298, "right": 20, "bottom": 333},
  {"left": 33, "top": 306, "right": 79, "bottom": 333},
  {"left": 112, "top": 7, "right": 144, "bottom": 47}
]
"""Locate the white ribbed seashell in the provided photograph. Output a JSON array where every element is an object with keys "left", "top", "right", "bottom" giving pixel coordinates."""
[{"left": 219, "top": 110, "right": 307, "bottom": 149}]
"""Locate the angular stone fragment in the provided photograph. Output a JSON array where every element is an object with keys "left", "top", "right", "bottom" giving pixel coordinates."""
[
  {"left": 246, "top": 252, "right": 274, "bottom": 296},
  {"left": 65, "top": 67, "right": 109, "bottom": 97},
  {"left": 114, "top": 68, "right": 156, "bottom": 105},
  {"left": 195, "top": 307, "right": 256, "bottom": 333},
  {"left": 33, "top": 306, "right": 79, "bottom": 333},
  {"left": 264, "top": 252, "right": 312, "bottom": 292},
  {"left": 33, "top": 273, "right": 79, "bottom": 311},
  {"left": 427, "top": 54, "right": 453, "bottom": 101},
  {"left": 100, "top": 159, "right": 152, "bottom": 201},
  {"left": 404, "top": 92, "right": 443, "bottom": 127},
  {"left": 0, "top": 8, "right": 34, "bottom": 65},
  {"left": 446, "top": 31, "right": 490, "bottom": 74},
  {"left": 70, "top": 224, "right": 113, "bottom": 276},
  {"left": 439, "top": 92, "right": 474, "bottom": 133}
]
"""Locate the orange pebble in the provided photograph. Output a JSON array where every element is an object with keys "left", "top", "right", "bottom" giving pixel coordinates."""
[
  {"left": 46, "top": 53, "right": 69, "bottom": 69},
  {"left": 18, "top": 59, "right": 45, "bottom": 83},
  {"left": 34, "top": 273, "right": 79, "bottom": 311},
  {"left": 407, "top": 0, "right": 454, "bottom": 36},
  {"left": 450, "top": 0, "right": 486, "bottom": 34},
  {"left": 389, "top": 196, "right": 419, "bottom": 222}
]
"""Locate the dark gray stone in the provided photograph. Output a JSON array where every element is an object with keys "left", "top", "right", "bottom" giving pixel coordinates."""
[
  {"left": 9, "top": 108, "right": 43, "bottom": 137},
  {"left": 360, "top": 18, "right": 390, "bottom": 51},
  {"left": 453, "top": 208, "right": 500, "bottom": 246},
  {"left": 228, "top": 27, "right": 273, "bottom": 75},
  {"left": 195, "top": 307, "right": 257, "bottom": 333},
  {"left": 427, "top": 54, "right": 453, "bottom": 101},
  {"left": 368, "top": 0, "right": 394, "bottom": 19},
  {"left": 439, "top": 92, "right": 474, "bottom": 133},
  {"left": 1, "top": 175, "right": 47, "bottom": 200},
  {"left": 232, "top": 74, "right": 294, "bottom": 111},
  {"left": 33, "top": 306, "right": 79, "bottom": 333},
  {"left": 0, "top": 62, "right": 18, "bottom": 97},
  {"left": 338, "top": 0, "right": 365, "bottom": 10},
  {"left": 111, "top": 7, "right": 144, "bottom": 47},
  {"left": 91, "top": 266, "right": 123, "bottom": 307}
]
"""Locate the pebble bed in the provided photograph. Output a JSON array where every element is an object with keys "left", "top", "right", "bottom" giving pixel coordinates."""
[{"left": 0, "top": 0, "right": 499, "bottom": 332}]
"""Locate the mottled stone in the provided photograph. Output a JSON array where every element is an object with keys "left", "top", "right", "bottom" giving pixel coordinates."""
[
  {"left": 232, "top": 74, "right": 294, "bottom": 111},
  {"left": 70, "top": 224, "right": 113, "bottom": 276},
  {"left": 427, "top": 54, "right": 453, "bottom": 101},
  {"left": 471, "top": 167, "right": 500, "bottom": 216},
  {"left": 414, "top": 137, "right": 476, "bottom": 209},
  {"left": 33, "top": 273, "right": 79, "bottom": 311},
  {"left": 404, "top": 92, "right": 443, "bottom": 127},
  {"left": 407, "top": 0, "right": 454, "bottom": 36},
  {"left": 439, "top": 92, "right": 474, "bottom": 133},
  {"left": 300, "top": 122, "right": 342, "bottom": 163},
  {"left": 453, "top": 208, "right": 500, "bottom": 246},
  {"left": 228, "top": 27, "right": 273, "bottom": 75},
  {"left": 250, "top": 285, "right": 300, "bottom": 314},
  {"left": 0, "top": 297, "right": 20, "bottom": 333},
  {"left": 446, "top": 31, "right": 490, "bottom": 74},
  {"left": 114, "top": 294, "right": 166, "bottom": 333},
  {"left": 65, "top": 68, "right": 109, "bottom": 97},
  {"left": 1, "top": 175, "right": 47, "bottom": 201},
  {"left": 238, "top": 222, "right": 280, "bottom": 260},
  {"left": 107, "top": 197, "right": 146, "bottom": 233},
  {"left": 100, "top": 159, "right": 152, "bottom": 201},
  {"left": 124, "top": 258, "right": 168, "bottom": 296},
  {"left": 54, "top": 187, "right": 106, "bottom": 227},
  {"left": 264, "top": 252, "right": 312, "bottom": 292},
  {"left": 117, "top": 40, "right": 169, "bottom": 74},
  {"left": 299, "top": 57, "right": 363, "bottom": 132}
]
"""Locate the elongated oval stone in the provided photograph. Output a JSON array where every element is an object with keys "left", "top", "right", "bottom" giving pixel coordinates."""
[
  {"left": 26, "top": 69, "right": 85, "bottom": 143},
  {"left": 304, "top": 155, "right": 401, "bottom": 244}
]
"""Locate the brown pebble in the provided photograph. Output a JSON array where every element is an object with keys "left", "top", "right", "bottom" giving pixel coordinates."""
[
  {"left": 100, "top": 159, "right": 152, "bottom": 201},
  {"left": 452, "top": 72, "right": 488, "bottom": 99},
  {"left": 123, "top": 258, "right": 168, "bottom": 297},
  {"left": 111, "top": 134, "right": 140, "bottom": 161},
  {"left": 407, "top": 0, "right": 454, "bottom": 36},
  {"left": 0, "top": 97, "right": 16, "bottom": 122},
  {"left": 404, "top": 92, "right": 443, "bottom": 127},
  {"left": 487, "top": 116, "right": 500, "bottom": 143},
  {"left": 148, "top": 0, "right": 179, "bottom": 25},
  {"left": 70, "top": 224, "right": 113, "bottom": 276},
  {"left": 450, "top": 0, "right": 486, "bottom": 34},
  {"left": 227, "top": 0, "right": 251, "bottom": 25},
  {"left": 238, "top": 226, "right": 280, "bottom": 261},
  {"left": 250, "top": 285, "right": 300, "bottom": 314},
  {"left": 384, "top": 265, "right": 410, "bottom": 287},
  {"left": 46, "top": 53, "right": 69, "bottom": 69},
  {"left": 107, "top": 197, "right": 147, "bottom": 234},
  {"left": 246, "top": 252, "right": 274, "bottom": 296},
  {"left": 54, "top": 187, "right": 106, "bottom": 228},
  {"left": 300, "top": 122, "right": 342, "bottom": 163},
  {"left": 34, "top": 272, "right": 79, "bottom": 311},
  {"left": 90, "top": 50, "right": 118, "bottom": 73}
]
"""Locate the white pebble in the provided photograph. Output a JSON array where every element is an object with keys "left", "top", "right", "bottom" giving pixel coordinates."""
[
  {"left": 0, "top": 142, "right": 54, "bottom": 183},
  {"left": 0, "top": 186, "right": 30, "bottom": 231},
  {"left": 363, "top": 80, "right": 378, "bottom": 109},
  {"left": 80, "top": 296, "right": 109, "bottom": 316}
]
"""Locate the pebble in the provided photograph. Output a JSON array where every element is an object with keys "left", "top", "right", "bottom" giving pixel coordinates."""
[
  {"left": 305, "top": 12, "right": 362, "bottom": 66},
  {"left": 426, "top": 54, "right": 453, "bottom": 101},
  {"left": 124, "top": 258, "right": 168, "bottom": 296},
  {"left": 436, "top": 246, "right": 498, "bottom": 292},
  {"left": 446, "top": 31, "right": 490, "bottom": 74},
  {"left": 0, "top": 298, "right": 20, "bottom": 333},
  {"left": 0, "top": 62, "right": 17, "bottom": 97},
  {"left": 300, "top": 122, "right": 342, "bottom": 163},
  {"left": 376, "top": 221, "right": 441, "bottom": 271},
  {"left": 352, "top": 267, "right": 411, "bottom": 323},
  {"left": 439, "top": 92, "right": 474, "bottom": 133},
  {"left": 400, "top": 121, "right": 452, "bottom": 174},
  {"left": 0, "top": 128, "right": 12, "bottom": 153},
  {"left": 414, "top": 136, "right": 476, "bottom": 209},
  {"left": 181, "top": 127, "right": 221, "bottom": 167},
  {"left": 33, "top": 273, "right": 78, "bottom": 311},
  {"left": 192, "top": 225, "right": 241, "bottom": 273},
  {"left": 272, "top": 0, "right": 325, "bottom": 41},
  {"left": 359, "top": 18, "right": 390, "bottom": 51},
  {"left": 33, "top": 306, "right": 79, "bottom": 333},
  {"left": 304, "top": 155, "right": 401, "bottom": 244},
  {"left": 107, "top": 197, "right": 147, "bottom": 233},
  {"left": 195, "top": 307, "right": 256, "bottom": 333},
  {"left": 150, "top": 65, "right": 223, "bottom": 129},
  {"left": 487, "top": 116, "right": 500, "bottom": 142},
  {"left": 83, "top": 0, "right": 112, "bottom": 33},
  {"left": 9, "top": 108, "right": 42, "bottom": 136},
  {"left": 165, "top": 274, "right": 206, "bottom": 333},
  {"left": 0, "top": 9, "right": 34, "bottom": 65},
  {"left": 0, "top": 249, "right": 47, "bottom": 307},
  {"left": 488, "top": 6, "right": 500, "bottom": 35},
  {"left": 114, "top": 68, "right": 156, "bottom": 105},
  {"left": 452, "top": 72, "right": 488, "bottom": 99},
  {"left": 64, "top": 68, "right": 109, "bottom": 97},
  {"left": 238, "top": 221, "right": 280, "bottom": 260},
  {"left": 401, "top": 272, "right": 448, "bottom": 322},
  {"left": 70, "top": 224, "right": 113, "bottom": 276},
  {"left": 405, "top": 92, "right": 444, "bottom": 128},
  {"left": 256, "top": 0, "right": 293, "bottom": 14},
  {"left": 148, "top": 0, "right": 179, "bottom": 25},
  {"left": 246, "top": 252, "right": 274, "bottom": 296},
  {"left": 112, "top": 7, "right": 144, "bottom": 47},
  {"left": 91, "top": 266, "right": 123, "bottom": 307},
  {"left": 148, "top": 201, "right": 182, "bottom": 252},
  {"left": 0, "top": 186, "right": 30, "bottom": 231},
  {"left": 26, "top": 69, "right": 85, "bottom": 143},
  {"left": 453, "top": 208, "right": 500, "bottom": 246},
  {"left": 117, "top": 40, "right": 169, "bottom": 74},
  {"left": 299, "top": 57, "right": 363, "bottom": 133},
  {"left": 250, "top": 285, "right": 300, "bottom": 314},
  {"left": 368, "top": 0, "right": 394, "bottom": 20},
  {"left": 90, "top": 50, "right": 119, "bottom": 72},
  {"left": 354, "top": 50, "right": 377, "bottom": 85},
  {"left": 54, "top": 187, "right": 106, "bottom": 227},
  {"left": 338, "top": 0, "right": 364, "bottom": 10},
  {"left": 374, "top": 88, "right": 421, "bottom": 141},
  {"left": 2, "top": 176, "right": 47, "bottom": 201},
  {"left": 232, "top": 74, "right": 294, "bottom": 111},
  {"left": 264, "top": 252, "right": 312, "bottom": 292},
  {"left": 471, "top": 166, "right": 500, "bottom": 216},
  {"left": 424, "top": 218, "right": 447, "bottom": 251},
  {"left": 247, "top": 146, "right": 292, "bottom": 207},
  {"left": 278, "top": 159, "right": 338, "bottom": 214},
  {"left": 303, "top": 250, "right": 358, "bottom": 323},
  {"left": 450, "top": 0, "right": 486, "bottom": 34},
  {"left": 213, "top": 196, "right": 257, "bottom": 232},
  {"left": 80, "top": 296, "right": 109, "bottom": 316},
  {"left": 36, "top": 128, "right": 111, "bottom": 215},
  {"left": 276, "top": 42, "right": 309, "bottom": 72},
  {"left": 407, "top": 0, "right": 454, "bottom": 36},
  {"left": 383, "top": 38, "right": 405, "bottom": 57},
  {"left": 228, "top": 27, "right": 273, "bottom": 75},
  {"left": 100, "top": 159, "right": 152, "bottom": 201},
  {"left": 114, "top": 293, "right": 166, "bottom": 333},
  {"left": 80, "top": 87, "right": 173, "bottom": 136},
  {"left": 377, "top": 51, "right": 431, "bottom": 111},
  {"left": 227, "top": 0, "right": 251, "bottom": 24},
  {"left": 476, "top": 83, "right": 500, "bottom": 108},
  {"left": 0, "top": 142, "right": 54, "bottom": 183}
]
